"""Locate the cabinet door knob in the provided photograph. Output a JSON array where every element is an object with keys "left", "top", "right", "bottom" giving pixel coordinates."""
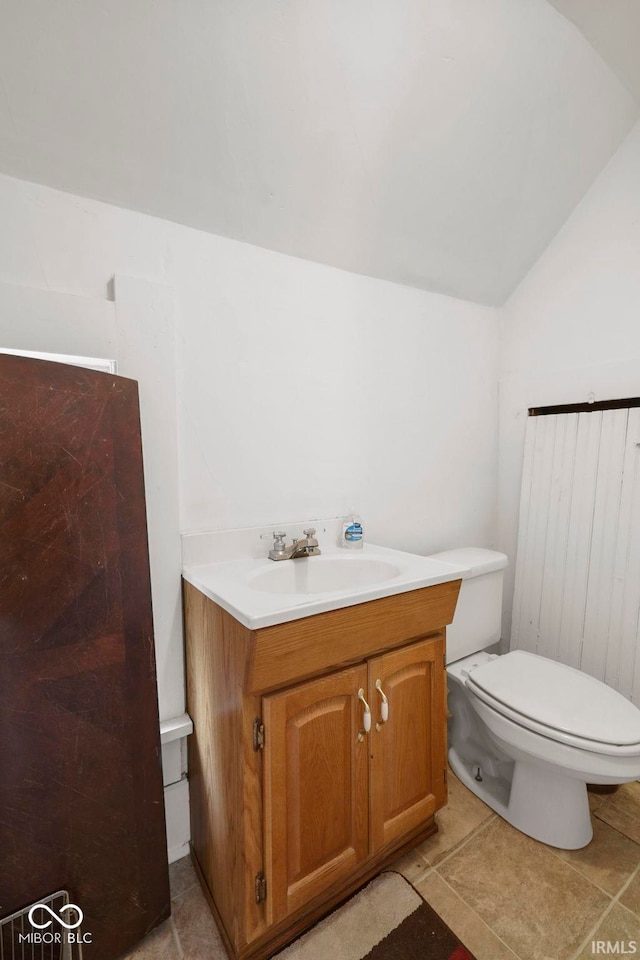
[
  {"left": 375, "top": 679, "right": 389, "bottom": 723},
  {"left": 357, "top": 688, "right": 371, "bottom": 734}
]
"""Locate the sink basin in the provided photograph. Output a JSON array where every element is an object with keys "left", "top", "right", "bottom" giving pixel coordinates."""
[{"left": 248, "top": 556, "right": 401, "bottom": 595}]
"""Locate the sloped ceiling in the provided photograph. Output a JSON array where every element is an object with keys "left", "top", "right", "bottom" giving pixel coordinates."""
[
  {"left": 0, "top": 0, "right": 637, "bottom": 306},
  {"left": 548, "top": 0, "right": 640, "bottom": 102}
]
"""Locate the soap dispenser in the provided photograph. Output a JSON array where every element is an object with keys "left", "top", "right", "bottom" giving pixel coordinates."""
[{"left": 341, "top": 511, "right": 364, "bottom": 549}]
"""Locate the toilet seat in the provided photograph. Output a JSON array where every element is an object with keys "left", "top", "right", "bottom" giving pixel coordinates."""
[{"left": 464, "top": 650, "right": 640, "bottom": 756}]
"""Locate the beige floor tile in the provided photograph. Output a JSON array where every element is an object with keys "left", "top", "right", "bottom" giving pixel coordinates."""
[
  {"left": 588, "top": 791, "right": 606, "bottom": 814},
  {"left": 172, "top": 883, "right": 227, "bottom": 960},
  {"left": 437, "top": 817, "right": 611, "bottom": 960},
  {"left": 611, "top": 781, "right": 640, "bottom": 817},
  {"left": 595, "top": 787, "right": 640, "bottom": 845},
  {"left": 620, "top": 870, "right": 640, "bottom": 918},
  {"left": 414, "top": 771, "right": 494, "bottom": 866},
  {"left": 416, "top": 872, "right": 520, "bottom": 960},
  {"left": 574, "top": 903, "right": 640, "bottom": 958},
  {"left": 596, "top": 781, "right": 640, "bottom": 821},
  {"left": 551, "top": 817, "right": 640, "bottom": 896},
  {"left": 170, "top": 854, "right": 199, "bottom": 901},
  {"left": 390, "top": 846, "right": 430, "bottom": 883},
  {"left": 120, "top": 919, "right": 181, "bottom": 959}
]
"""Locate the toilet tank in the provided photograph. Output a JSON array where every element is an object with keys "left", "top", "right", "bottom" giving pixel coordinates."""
[{"left": 428, "top": 548, "right": 508, "bottom": 664}]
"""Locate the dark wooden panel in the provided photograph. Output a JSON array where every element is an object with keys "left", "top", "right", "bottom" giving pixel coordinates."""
[
  {"left": 529, "top": 396, "right": 640, "bottom": 416},
  {"left": 0, "top": 354, "right": 169, "bottom": 959}
]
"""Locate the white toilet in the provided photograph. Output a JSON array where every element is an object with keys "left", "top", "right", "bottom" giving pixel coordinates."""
[{"left": 429, "top": 547, "right": 640, "bottom": 850}]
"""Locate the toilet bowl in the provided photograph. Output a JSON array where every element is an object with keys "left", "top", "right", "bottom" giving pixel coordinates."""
[{"left": 428, "top": 548, "right": 640, "bottom": 850}]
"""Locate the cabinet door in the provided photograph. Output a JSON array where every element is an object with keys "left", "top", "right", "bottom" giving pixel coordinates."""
[
  {"left": 262, "top": 664, "right": 369, "bottom": 923},
  {"left": 369, "top": 635, "right": 446, "bottom": 852}
]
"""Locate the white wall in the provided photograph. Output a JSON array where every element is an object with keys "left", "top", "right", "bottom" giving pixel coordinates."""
[
  {"left": 172, "top": 233, "right": 499, "bottom": 555},
  {"left": 0, "top": 171, "right": 500, "bottom": 719},
  {"left": 499, "top": 120, "right": 640, "bottom": 642}
]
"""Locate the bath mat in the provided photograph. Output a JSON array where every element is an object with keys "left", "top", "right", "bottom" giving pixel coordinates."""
[{"left": 275, "top": 872, "right": 476, "bottom": 960}]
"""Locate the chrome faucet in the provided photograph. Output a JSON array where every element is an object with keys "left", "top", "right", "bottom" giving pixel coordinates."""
[{"left": 264, "top": 528, "right": 321, "bottom": 561}]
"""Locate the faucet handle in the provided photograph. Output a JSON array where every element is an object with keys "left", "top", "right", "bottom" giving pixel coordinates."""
[
  {"left": 303, "top": 527, "right": 316, "bottom": 538},
  {"left": 272, "top": 532, "right": 287, "bottom": 553},
  {"left": 263, "top": 530, "right": 288, "bottom": 560},
  {"left": 260, "top": 530, "right": 288, "bottom": 555}
]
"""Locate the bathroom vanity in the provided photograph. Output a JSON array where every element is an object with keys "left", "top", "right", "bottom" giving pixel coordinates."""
[{"left": 183, "top": 543, "right": 465, "bottom": 960}]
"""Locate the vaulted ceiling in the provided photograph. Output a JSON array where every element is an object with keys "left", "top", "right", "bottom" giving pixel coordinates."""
[
  {"left": 547, "top": 0, "right": 640, "bottom": 101},
  {"left": 0, "top": 1, "right": 637, "bottom": 306}
]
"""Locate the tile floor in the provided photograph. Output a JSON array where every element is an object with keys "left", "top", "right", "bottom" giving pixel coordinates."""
[{"left": 123, "top": 774, "right": 640, "bottom": 960}]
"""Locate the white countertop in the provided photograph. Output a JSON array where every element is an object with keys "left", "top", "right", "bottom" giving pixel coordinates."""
[{"left": 182, "top": 542, "right": 469, "bottom": 629}]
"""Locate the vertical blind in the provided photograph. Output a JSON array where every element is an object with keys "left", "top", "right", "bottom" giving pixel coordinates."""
[{"left": 511, "top": 402, "right": 640, "bottom": 704}]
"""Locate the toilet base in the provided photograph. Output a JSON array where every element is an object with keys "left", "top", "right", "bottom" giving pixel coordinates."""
[{"left": 449, "top": 747, "right": 593, "bottom": 849}]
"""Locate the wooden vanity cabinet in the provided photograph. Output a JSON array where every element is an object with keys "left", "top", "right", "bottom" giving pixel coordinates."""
[{"left": 183, "top": 578, "right": 460, "bottom": 960}]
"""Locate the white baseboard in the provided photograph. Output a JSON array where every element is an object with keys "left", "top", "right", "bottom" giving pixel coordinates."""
[
  {"left": 168, "top": 839, "right": 191, "bottom": 865},
  {"left": 160, "top": 714, "right": 193, "bottom": 864},
  {"left": 164, "top": 778, "right": 190, "bottom": 864}
]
